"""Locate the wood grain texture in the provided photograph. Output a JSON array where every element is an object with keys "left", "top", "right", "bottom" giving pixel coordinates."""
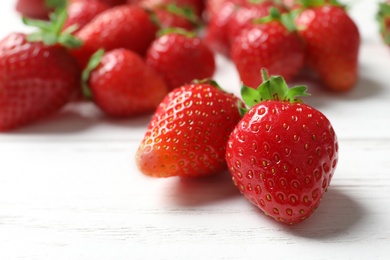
[{"left": 1, "top": 0, "right": 390, "bottom": 259}]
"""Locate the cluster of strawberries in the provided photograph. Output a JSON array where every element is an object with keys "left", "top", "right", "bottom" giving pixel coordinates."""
[
  {"left": 1, "top": 0, "right": 360, "bottom": 131},
  {"left": 206, "top": 0, "right": 360, "bottom": 92},
  {"left": 1, "top": 0, "right": 350, "bottom": 224},
  {"left": 1, "top": 0, "right": 214, "bottom": 131}
]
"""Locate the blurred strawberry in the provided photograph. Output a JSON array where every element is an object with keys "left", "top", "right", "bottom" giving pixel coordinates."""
[
  {"left": 295, "top": 2, "right": 360, "bottom": 91},
  {"left": 204, "top": 0, "right": 243, "bottom": 57},
  {"left": 0, "top": 9, "right": 82, "bottom": 131},
  {"left": 82, "top": 49, "right": 169, "bottom": 117},
  {"left": 63, "top": 0, "right": 110, "bottom": 34},
  {"left": 15, "top": 0, "right": 66, "bottom": 19},
  {"left": 71, "top": 5, "right": 159, "bottom": 68},
  {"left": 231, "top": 9, "right": 304, "bottom": 88},
  {"left": 146, "top": 29, "right": 216, "bottom": 90}
]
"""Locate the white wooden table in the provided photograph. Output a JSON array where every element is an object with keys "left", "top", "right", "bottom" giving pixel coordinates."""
[{"left": 1, "top": 0, "right": 389, "bottom": 259}]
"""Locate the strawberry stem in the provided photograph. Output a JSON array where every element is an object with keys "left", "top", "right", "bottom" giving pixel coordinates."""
[
  {"left": 240, "top": 69, "right": 310, "bottom": 116},
  {"left": 253, "top": 7, "right": 297, "bottom": 32},
  {"left": 81, "top": 49, "right": 105, "bottom": 99},
  {"left": 157, "top": 27, "right": 196, "bottom": 38},
  {"left": 23, "top": 7, "right": 82, "bottom": 48}
]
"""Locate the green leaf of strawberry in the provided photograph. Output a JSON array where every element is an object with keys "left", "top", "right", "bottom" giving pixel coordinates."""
[
  {"left": 240, "top": 69, "right": 310, "bottom": 115},
  {"left": 23, "top": 7, "right": 82, "bottom": 48}
]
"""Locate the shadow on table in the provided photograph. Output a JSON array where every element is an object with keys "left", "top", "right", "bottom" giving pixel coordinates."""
[
  {"left": 165, "top": 171, "right": 242, "bottom": 207},
  {"left": 282, "top": 186, "right": 367, "bottom": 240}
]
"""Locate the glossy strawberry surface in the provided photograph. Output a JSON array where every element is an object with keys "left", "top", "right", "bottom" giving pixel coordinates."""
[
  {"left": 226, "top": 100, "right": 338, "bottom": 224},
  {"left": 295, "top": 5, "right": 360, "bottom": 92},
  {"left": 63, "top": 0, "right": 110, "bottom": 34},
  {"left": 231, "top": 21, "right": 304, "bottom": 88},
  {"left": 72, "top": 5, "right": 159, "bottom": 68},
  {"left": 0, "top": 33, "right": 81, "bottom": 131},
  {"left": 146, "top": 32, "right": 215, "bottom": 91},
  {"left": 88, "top": 49, "right": 168, "bottom": 117},
  {"left": 136, "top": 82, "right": 242, "bottom": 177}
]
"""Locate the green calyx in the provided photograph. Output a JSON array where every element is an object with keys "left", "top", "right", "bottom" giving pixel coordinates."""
[
  {"left": 253, "top": 7, "right": 297, "bottom": 32},
  {"left": 377, "top": 2, "right": 390, "bottom": 45},
  {"left": 44, "top": 0, "right": 66, "bottom": 8},
  {"left": 299, "top": 0, "right": 345, "bottom": 8},
  {"left": 157, "top": 27, "right": 197, "bottom": 38},
  {"left": 81, "top": 49, "right": 105, "bottom": 99},
  {"left": 23, "top": 7, "right": 82, "bottom": 49},
  {"left": 239, "top": 69, "right": 310, "bottom": 116},
  {"left": 165, "top": 4, "right": 203, "bottom": 28}
]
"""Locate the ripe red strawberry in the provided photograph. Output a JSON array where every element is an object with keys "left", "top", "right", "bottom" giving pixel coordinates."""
[
  {"left": 226, "top": 0, "right": 286, "bottom": 44},
  {"left": 63, "top": 0, "right": 110, "bottom": 34},
  {"left": 15, "top": 0, "right": 66, "bottom": 19},
  {"left": 71, "top": 5, "right": 159, "bottom": 68},
  {"left": 82, "top": 49, "right": 169, "bottom": 117},
  {"left": 0, "top": 11, "right": 82, "bottom": 131},
  {"left": 377, "top": 0, "right": 390, "bottom": 46},
  {"left": 231, "top": 10, "right": 304, "bottom": 88},
  {"left": 146, "top": 29, "right": 215, "bottom": 90},
  {"left": 294, "top": 2, "right": 360, "bottom": 92},
  {"left": 204, "top": 0, "right": 246, "bottom": 57},
  {"left": 226, "top": 70, "right": 339, "bottom": 224},
  {"left": 136, "top": 81, "right": 242, "bottom": 177}
]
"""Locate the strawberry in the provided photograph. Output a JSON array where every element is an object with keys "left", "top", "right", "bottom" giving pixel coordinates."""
[
  {"left": 146, "top": 29, "right": 216, "bottom": 91},
  {"left": 230, "top": 9, "right": 305, "bottom": 88},
  {"left": 136, "top": 81, "right": 242, "bottom": 177},
  {"left": 63, "top": 0, "right": 110, "bottom": 34},
  {"left": 377, "top": 0, "right": 390, "bottom": 46},
  {"left": 226, "top": 70, "right": 339, "bottom": 224},
  {"left": 294, "top": 1, "right": 360, "bottom": 92},
  {"left": 204, "top": 0, "right": 250, "bottom": 57},
  {"left": 226, "top": 0, "right": 286, "bottom": 45},
  {"left": 71, "top": 5, "right": 159, "bottom": 68},
  {"left": 82, "top": 49, "right": 169, "bottom": 117},
  {"left": 15, "top": 0, "right": 66, "bottom": 19},
  {"left": 0, "top": 9, "right": 82, "bottom": 131}
]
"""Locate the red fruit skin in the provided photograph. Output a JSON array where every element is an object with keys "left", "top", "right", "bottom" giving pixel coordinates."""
[
  {"left": 136, "top": 83, "right": 242, "bottom": 177},
  {"left": 0, "top": 33, "right": 81, "bottom": 131},
  {"left": 295, "top": 6, "right": 360, "bottom": 92},
  {"left": 15, "top": 0, "right": 51, "bottom": 19},
  {"left": 146, "top": 33, "right": 215, "bottom": 90},
  {"left": 71, "top": 5, "right": 158, "bottom": 68},
  {"left": 204, "top": 0, "right": 241, "bottom": 57},
  {"left": 231, "top": 22, "right": 305, "bottom": 88},
  {"left": 226, "top": 101, "right": 339, "bottom": 224},
  {"left": 226, "top": 1, "right": 286, "bottom": 45},
  {"left": 88, "top": 49, "right": 168, "bottom": 117},
  {"left": 63, "top": 0, "right": 110, "bottom": 34}
]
